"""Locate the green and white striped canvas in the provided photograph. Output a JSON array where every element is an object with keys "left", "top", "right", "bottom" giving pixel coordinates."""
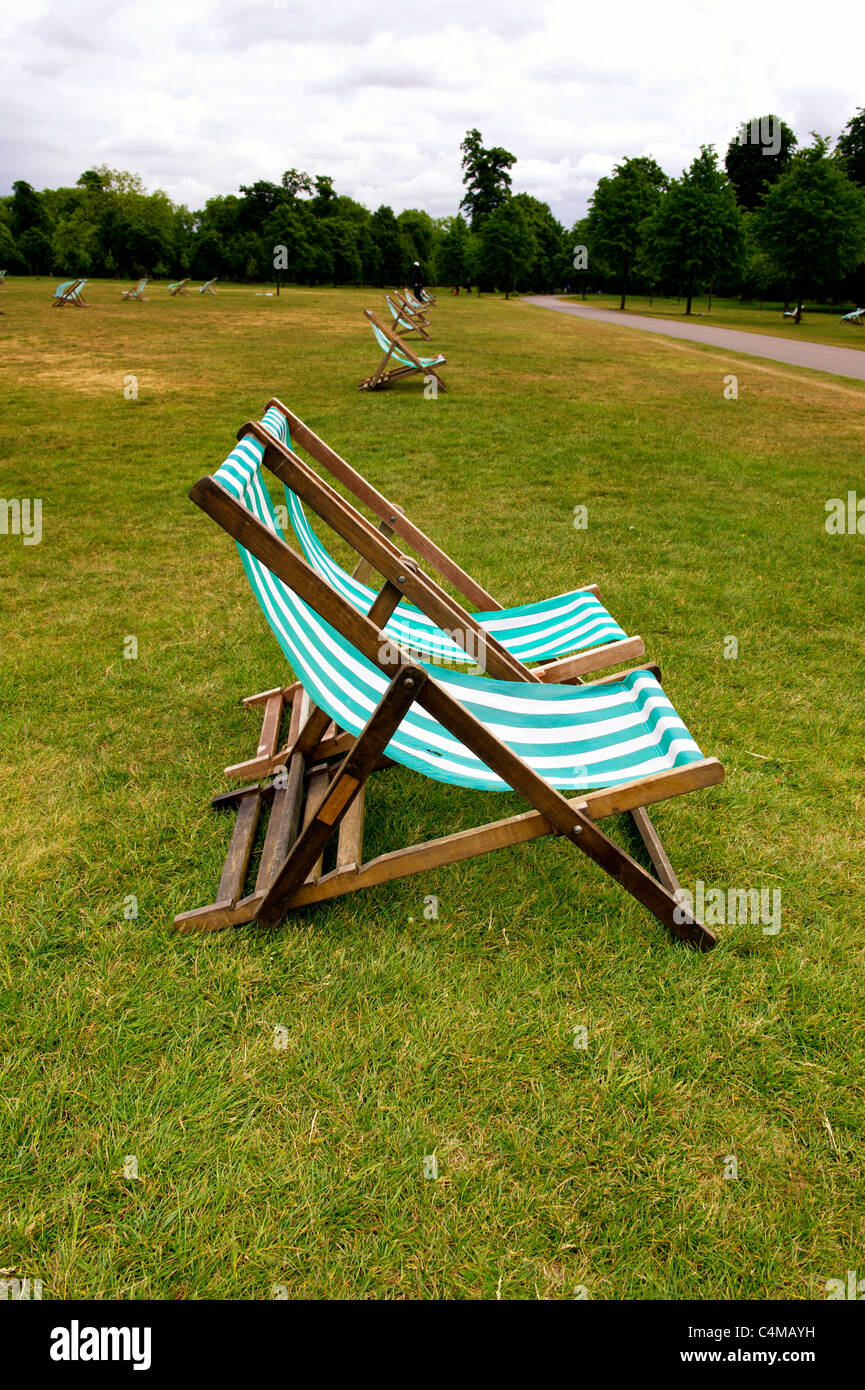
[
  {"left": 212, "top": 413, "right": 706, "bottom": 793},
  {"left": 279, "top": 484, "right": 629, "bottom": 664},
  {"left": 368, "top": 316, "right": 444, "bottom": 370}
]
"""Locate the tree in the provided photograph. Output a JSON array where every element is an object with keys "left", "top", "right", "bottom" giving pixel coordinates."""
[
  {"left": 10, "top": 180, "right": 46, "bottom": 238},
  {"left": 585, "top": 156, "right": 667, "bottom": 308},
  {"left": 476, "top": 199, "right": 535, "bottom": 297},
  {"left": 836, "top": 108, "right": 865, "bottom": 187},
  {"left": 641, "top": 147, "right": 744, "bottom": 314},
  {"left": 754, "top": 135, "right": 865, "bottom": 321},
  {"left": 724, "top": 115, "right": 797, "bottom": 210},
  {"left": 459, "top": 128, "right": 516, "bottom": 230},
  {"left": 370, "top": 205, "right": 404, "bottom": 284},
  {"left": 511, "top": 194, "right": 569, "bottom": 291},
  {"left": 435, "top": 215, "right": 471, "bottom": 287}
]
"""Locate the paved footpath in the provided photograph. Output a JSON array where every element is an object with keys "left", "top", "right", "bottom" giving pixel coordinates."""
[{"left": 524, "top": 296, "right": 865, "bottom": 382}]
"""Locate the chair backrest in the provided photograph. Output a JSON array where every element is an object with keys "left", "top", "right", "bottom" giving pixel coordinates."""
[{"left": 205, "top": 413, "right": 705, "bottom": 793}]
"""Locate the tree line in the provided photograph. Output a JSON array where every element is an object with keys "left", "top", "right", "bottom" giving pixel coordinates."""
[{"left": 2, "top": 110, "right": 864, "bottom": 315}]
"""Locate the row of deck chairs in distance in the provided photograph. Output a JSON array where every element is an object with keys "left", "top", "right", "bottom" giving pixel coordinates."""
[
  {"left": 175, "top": 397, "right": 724, "bottom": 951},
  {"left": 360, "top": 286, "right": 448, "bottom": 392},
  {"left": 783, "top": 304, "right": 865, "bottom": 323},
  {"left": 50, "top": 276, "right": 218, "bottom": 306}
]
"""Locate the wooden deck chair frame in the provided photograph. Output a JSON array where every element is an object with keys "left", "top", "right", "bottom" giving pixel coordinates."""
[
  {"left": 169, "top": 278, "right": 190, "bottom": 296},
  {"left": 121, "top": 277, "right": 148, "bottom": 301},
  {"left": 394, "top": 289, "right": 430, "bottom": 323},
  {"left": 175, "top": 418, "right": 723, "bottom": 950},
  {"left": 359, "top": 310, "right": 447, "bottom": 392},
  {"left": 52, "top": 279, "right": 88, "bottom": 308},
  {"left": 385, "top": 294, "right": 430, "bottom": 340}
]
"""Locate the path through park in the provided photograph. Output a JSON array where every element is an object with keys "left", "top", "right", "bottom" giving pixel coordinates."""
[{"left": 524, "top": 296, "right": 865, "bottom": 382}]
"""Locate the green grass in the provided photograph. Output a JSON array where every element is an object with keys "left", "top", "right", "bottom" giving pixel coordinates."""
[
  {"left": 2, "top": 277, "right": 864, "bottom": 1300},
  {"left": 561, "top": 292, "right": 865, "bottom": 349}
]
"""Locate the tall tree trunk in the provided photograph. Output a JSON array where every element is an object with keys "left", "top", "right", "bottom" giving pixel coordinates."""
[
  {"left": 685, "top": 274, "right": 694, "bottom": 315},
  {"left": 619, "top": 262, "right": 629, "bottom": 310},
  {"left": 707, "top": 285, "right": 713, "bottom": 312}
]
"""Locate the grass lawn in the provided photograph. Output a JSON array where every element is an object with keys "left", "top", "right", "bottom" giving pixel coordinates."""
[
  {"left": 561, "top": 292, "right": 865, "bottom": 350},
  {"left": 1, "top": 277, "right": 864, "bottom": 1300}
]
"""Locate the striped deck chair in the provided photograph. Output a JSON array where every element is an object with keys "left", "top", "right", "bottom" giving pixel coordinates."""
[
  {"left": 840, "top": 307, "right": 865, "bottom": 325},
  {"left": 0, "top": 270, "right": 7, "bottom": 287},
  {"left": 360, "top": 310, "right": 446, "bottom": 392},
  {"left": 52, "top": 279, "right": 88, "bottom": 307},
  {"left": 168, "top": 278, "right": 190, "bottom": 296},
  {"left": 121, "top": 277, "right": 149, "bottom": 301},
  {"left": 175, "top": 410, "right": 724, "bottom": 949},
  {"left": 385, "top": 293, "right": 430, "bottom": 340},
  {"left": 199, "top": 278, "right": 218, "bottom": 295},
  {"left": 393, "top": 289, "right": 430, "bottom": 328},
  {"left": 403, "top": 288, "right": 432, "bottom": 314}
]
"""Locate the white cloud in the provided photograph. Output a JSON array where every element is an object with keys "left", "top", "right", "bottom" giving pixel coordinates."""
[{"left": 0, "top": 0, "right": 860, "bottom": 224}]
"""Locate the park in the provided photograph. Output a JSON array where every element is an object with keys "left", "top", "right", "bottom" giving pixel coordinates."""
[{"left": 1, "top": 6, "right": 864, "bottom": 1327}]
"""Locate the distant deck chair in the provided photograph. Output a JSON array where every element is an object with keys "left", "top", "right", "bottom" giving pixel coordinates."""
[
  {"left": 52, "top": 279, "right": 88, "bottom": 307},
  {"left": 0, "top": 269, "right": 7, "bottom": 287},
  {"left": 840, "top": 307, "right": 865, "bottom": 325},
  {"left": 782, "top": 306, "right": 801, "bottom": 319},
  {"left": 392, "top": 289, "right": 430, "bottom": 328},
  {"left": 384, "top": 293, "right": 430, "bottom": 340},
  {"left": 168, "top": 278, "right": 190, "bottom": 296},
  {"left": 199, "top": 278, "right": 218, "bottom": 295},
  {"left": 359, "top": 310, "right": 446, "bottom": 392},
  {"left": 403, "top": 288, "right": 432, "bottom": 314},
  {"left": 121, "top": 277, "right": 149, "bottom": 301},
  {"left": 174, "top": 406, "right": 724, "bottom": 950}
]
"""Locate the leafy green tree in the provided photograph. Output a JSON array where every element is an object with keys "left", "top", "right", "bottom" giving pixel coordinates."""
[
  {"left": 477, "top": 199, "right": 536, "bottom": 297},
  {"left": 435, "top": 214, "right": 471, "bottom": 287},
  {"left": 370, "top": 205, "right": 404, "bottom": 284},
  {"left": 459, "top": 128, "right": 516, "bottom": 230},
  {"left": 281, "top": 168, "right": 313, "bottom": 198},
  {"left": 512, "top": 194, "right": 569, "bottom": 291},
  {"left": 724, "top": 115, "right": 797, "bottom": 210},
  {"left": 397, "top": 208, "right": 436, "bottom": 273},
  {"left": 836, "top": 108, "right": 865, "bottom": 187},
  {"left": 10, "top": 180, "right": 46, "bottom": 238},
  {"left": 641, "top": 147, "right": 744, "bottom": 314},
  {"left": 754, "top": 135, "right": 865, "bottom": 321},
  {"left": 585, "top": 157, "right": 667, "bottom": 308},
  {"left": 0, "top": 219, "right": 20, "bottom": 271}
]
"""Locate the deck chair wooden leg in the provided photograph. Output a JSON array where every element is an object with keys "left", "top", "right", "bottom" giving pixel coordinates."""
[
  {"left": 256, "top": 666, "right": 426, "bottom": 928},
  {"left": 629, "top": 805, "right": 682, "bottom": 896},
  {"left": 173, "top": 785, "right": 263, "bottom": 932}
]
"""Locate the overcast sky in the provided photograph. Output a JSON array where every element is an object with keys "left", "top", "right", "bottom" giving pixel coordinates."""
[{"left": 0, "top": 0, "right": 859, "bottom": 225}]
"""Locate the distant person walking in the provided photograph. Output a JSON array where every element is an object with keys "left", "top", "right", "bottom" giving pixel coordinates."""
[{"left": 411, "top": 261, "right": 424, "bottom": 302}]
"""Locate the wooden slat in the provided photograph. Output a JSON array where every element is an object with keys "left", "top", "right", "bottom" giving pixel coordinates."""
[
  {"left": 288, "top": 759, "right": 723, "bottom": 910},
  {"left": 256, "top": 667, "right": 427, "bottom": 927},
  {"left": 630, "top": 806, "right": 681, "bottom": 895},
  {"left": 216, "top": 789, "right": 260, "bottom": 904},
  {"left": 255, "top": 688, "right": 306, "bottom": 893},
  {"left": 336, "top": 787, "right": 365, "bottom": 873},
  {"left": 535, "top": 636, "right": 646, "bottom": 682},
  {"left": 263, "top": 398, "right": 500, "bottom": 609},
  {"left": 301, "top": 764, "right": 330, "bottom": 882}
]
